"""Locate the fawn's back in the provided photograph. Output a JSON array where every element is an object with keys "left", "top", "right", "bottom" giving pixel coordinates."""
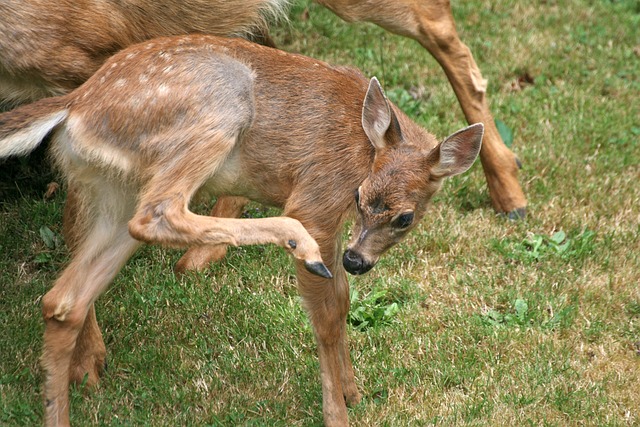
[{"left": 58, "top": 36, "right": 421, "bottom": 208}]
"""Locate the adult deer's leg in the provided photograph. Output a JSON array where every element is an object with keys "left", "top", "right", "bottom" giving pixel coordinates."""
[
  {"left": 174, "top": 196, "right": 250, "bottom": 274},
  {"left": 318, "top": 0, "right": 527, "bottom": 216}
]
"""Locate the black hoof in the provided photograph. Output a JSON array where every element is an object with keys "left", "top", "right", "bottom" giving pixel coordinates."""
[
  {"left": 505, "top": 207, "right": 527, "bottom": 220},
  {"left": 304, "top": 261, "right": 333, "bottom": 279}
]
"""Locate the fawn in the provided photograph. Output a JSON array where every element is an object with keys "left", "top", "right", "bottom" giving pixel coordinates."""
[
  {"left": 0, "top": 35, "right": 483, "bottom": 426},
  {"left": 0, "top": 0, "right": 524, "bottom": 216}
]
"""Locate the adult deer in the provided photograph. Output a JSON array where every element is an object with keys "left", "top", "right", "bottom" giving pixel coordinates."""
[
  {"left": 0, "top": 35, "right": 483, "bottom": 426},
  {"left": 0, "top": 0, "right": 525, "bottom": 216}
]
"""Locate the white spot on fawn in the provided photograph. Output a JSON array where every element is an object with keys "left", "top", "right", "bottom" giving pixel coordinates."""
[{"left": 157, "top": 84, "right": 169, "bottom": 96}]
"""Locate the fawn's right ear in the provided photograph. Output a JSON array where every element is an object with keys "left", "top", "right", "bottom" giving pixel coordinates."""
[{"left": 362, "top": 77, "right": 403, "bottom": 151}]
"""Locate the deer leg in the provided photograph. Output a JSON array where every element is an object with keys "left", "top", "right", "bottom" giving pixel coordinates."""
[
  {"left": 42, "top": 218, "right": 140, "bottom": 427},
  {"left": 62, "top": 186, "right": 108, "bottom": 386},
  {"left": 129, "top": 194, "right": 326, "bottom": 271},
  {"left": 174, "top": 196, "right": 250, "bottom": 274},
  {"left": 409, "top": 1, "right": 527, "bottom": 217},
  {"left": 318, "top": 0, "right": 527, "bottom": 216},
  {"left": 294, "top": 255, "right": 350, "bottom": 426},
  {"left": 62, "top": 186, "right": 83, "bottom": 254},
  {"left": 174, "top": 20, "right": 279, "bottom": 276},
  {"left": 334, "top": 266, "right": 360, "bottom": 406},
  {"left": 127, "top": 144, "right": 327, "bottom": 273},
  {"left": 67, "top": 304, "right": 106, "bottom": 387},
  {"left": 283, "top": 204, "right": 357, "bottom": 426}
]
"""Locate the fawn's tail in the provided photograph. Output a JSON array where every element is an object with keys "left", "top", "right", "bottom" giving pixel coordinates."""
[{"left": 0, "top": 97, "right": 69, "bottom": 158}]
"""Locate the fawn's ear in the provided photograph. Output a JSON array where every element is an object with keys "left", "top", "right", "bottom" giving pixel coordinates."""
[
  {"left": 429, "top": 123, "right": 484, "bottom": 179},
  {"left": 362, "top": 77, "right": 402, "bottom": 151}
]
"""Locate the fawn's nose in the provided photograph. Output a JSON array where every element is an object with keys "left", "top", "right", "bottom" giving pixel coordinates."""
[{"left": 342, "top": 249, "right": 374, "bottom": 275}]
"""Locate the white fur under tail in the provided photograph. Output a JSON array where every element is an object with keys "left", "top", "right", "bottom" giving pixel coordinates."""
[{"left": 0, "top": 110, "right": 68, "bottom": 157}]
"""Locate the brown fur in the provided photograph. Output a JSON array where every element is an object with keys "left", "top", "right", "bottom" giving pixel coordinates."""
[
  {"left": 0, "top": 36, "right": 483, "bottom": 426},
  {"left": 0, "top": 0, "right": 525, "bottom": 214}
]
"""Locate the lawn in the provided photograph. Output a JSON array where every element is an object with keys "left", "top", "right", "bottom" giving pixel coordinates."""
[{"left": 1, "top": 0, "right": 639, "bottom": 425}]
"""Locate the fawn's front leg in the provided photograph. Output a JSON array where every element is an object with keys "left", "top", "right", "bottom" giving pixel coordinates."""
[
  {"left": 295, "top": 258, "right": 353, "bottom": 426},
  {"left": 285, "top": 202, "right": 358, "bottom": 426}
]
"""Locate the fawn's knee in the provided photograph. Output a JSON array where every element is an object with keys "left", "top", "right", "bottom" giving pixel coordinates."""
[{"left": 42, "top": 288, "right": 79, "bottom": 325}]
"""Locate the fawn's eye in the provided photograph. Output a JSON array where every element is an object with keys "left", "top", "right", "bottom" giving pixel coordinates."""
[{"left": 393, "top": 212, "right": 414, "bottom": 229}]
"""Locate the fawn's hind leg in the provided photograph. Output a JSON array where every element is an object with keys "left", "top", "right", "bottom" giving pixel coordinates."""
[
  {"left": 68, "top": 304, "right": 106, "bottom": 387},
  {"left": 62, "top": 187, "right": 108, "bottom": 386},
  {"left": 127, "top": 140, "right": 326, "bottom": 272},
  {"left": 42, "top": 217, "right": 140, "bottom": 427},
  {"left": 174, "top": 196, "right": 250, "bottom": 274}
]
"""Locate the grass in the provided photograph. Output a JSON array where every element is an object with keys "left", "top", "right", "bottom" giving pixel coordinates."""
[{"left": 1, "top": 0, "right": 639, "bottom": 425}]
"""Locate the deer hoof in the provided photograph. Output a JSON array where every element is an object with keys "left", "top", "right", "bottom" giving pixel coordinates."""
[
  {"left": 504, "top": 207, "right": 527, "bottom": 220},
  {"left": 304, "top": 261, "right": 333, "bottom": 279}
]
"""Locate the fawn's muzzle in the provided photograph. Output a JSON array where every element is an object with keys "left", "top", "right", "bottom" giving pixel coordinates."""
[{"left": 342, "top": 249, "right": 374, "bottom": 275}]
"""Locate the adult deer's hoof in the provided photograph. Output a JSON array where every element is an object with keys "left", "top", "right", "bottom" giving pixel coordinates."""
[{"left": 503, "top": 207, "right": 527, "bottom": 220}]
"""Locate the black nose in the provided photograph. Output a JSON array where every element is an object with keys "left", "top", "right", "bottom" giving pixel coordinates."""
[{"left": 342, "top": 249, "right": 373, "bottom": 275}]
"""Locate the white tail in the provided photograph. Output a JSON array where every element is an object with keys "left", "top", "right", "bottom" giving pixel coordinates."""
[{"left": 0, "top": 99, "right": 69, "bottom": 158}]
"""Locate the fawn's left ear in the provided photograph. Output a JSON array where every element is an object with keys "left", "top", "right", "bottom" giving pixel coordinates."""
[
  {"left": 361, "top": 77, "right": 402, "bottom": 151},
  {"left": 429, "top": 123, "right": 484, "bottom": 179}
]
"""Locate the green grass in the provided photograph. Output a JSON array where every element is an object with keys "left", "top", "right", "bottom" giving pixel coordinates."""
[{"left": 1, "top": 0, "right": 639, "bottom": 425}]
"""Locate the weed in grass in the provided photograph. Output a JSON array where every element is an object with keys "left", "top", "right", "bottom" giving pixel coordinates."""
[
  {"left": 627, "top": 301, "right": 640, "bottom": 318},
  {"left": 481, "top": 298, "right": 530, "bottom": 328},
  {"left": 492, "top": 228, "right": 597, "bottom": 264},
  {"left": 348, "top": 286, "right": 400, "bottom": 331}
]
